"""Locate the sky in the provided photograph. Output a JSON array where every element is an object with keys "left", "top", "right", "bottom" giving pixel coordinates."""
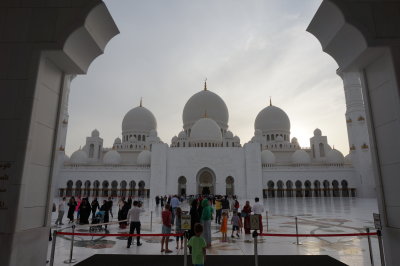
[{"left": 65, "top": 0, "right": 350, "bottom": 156}]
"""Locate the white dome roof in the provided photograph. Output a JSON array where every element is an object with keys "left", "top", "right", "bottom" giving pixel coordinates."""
[
  {"left": 114, "top": 137, "right": 121, "bottom": 144},
  {"left": 103, "top": 150, "right": 121, "bottom": 165},
  {"left": 291, "top": 150, "right": 310, "bottom": 165},
  {"left": 137, "top": 150, "right": 151, "bottom": 165},
  {"left": 183, "top": 89, "right": 229, "bottom": 130},
  {"left": 70, "top": 150, "right": 88, "bottom": 164},
  {"left": 91, "top": 129, "right": 100, "bottom": 137},
  {"left": 190, "top": 118, "right": 222, "bottom": 142},
  {"left": 149, "top": 129, "right": 157, "bottom": 137},
  {"left": 63, "top": 154, "right": 70, "bottom": 163},
  {"left": 178, "top": 131, "right": 187, "bottom": 139},
  {"left": 326, "top": 149, "right": 344, "bottom": 164},
  {"left": 225, "top": 131, "right": 234, "bottom": 138},
  {"left": 233, "top": 136, "right": 240, "bottom": 142},
  {"left": 171, "top": 136, "right": 178, "bottom": 142},
  {"left": 122, "top": 106, "right": 157, "bottom": 133},
  {"left": 255, "top": 105, "right": 290, "bottom": 133},
  {"left": 254, "top": 129, "right": 262, "bottom": 136},
  {"left": 314, "top": 128, "right": 322, "bottom": 137},
  {"left": 344, "top": 153, "right": 352, "bottom": 164},
  {"left": 261, "top": 150, "right": 276, "bottom": 164}
]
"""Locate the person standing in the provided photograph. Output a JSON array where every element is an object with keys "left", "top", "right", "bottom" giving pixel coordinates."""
[
  {"left": 79, "top": 198, "right": 91, "bottom": 224},
  {"left": 200, "top": 199, "right": 213, "bottom": 248},
  {"left": 189, "top": 199, "right": 200, "bottom": 239},
  {"left": 100, "top": 200, "right": 110, "bottom": 231},
  {"left": 221, "top": 196, "right": 230, "bottom": 215},
  {"left": 242, "top": 201, "right": 252, "bottom": 242},
  {"left": 252, "top": 197, "right": 264, "bottom": 234},
  {"left": 215, "top": 197, "right": 222, "bottom": 224},
  {"left": 161, "top": 204, "right": 173, "bottom": 253},
  {"left": 187, "top": 223, "right": 207, "bottom": 266},
  {"left": 55, "top": 197, "right": 66, "bottom": 226},
  {"left": 127, "top": 201, "right": 145, "bottom": 248},
  {"left": 91, "top": 198, "right": 99, "bottom": 220},
  {"left": 67, "top": 197, "right": 77, "bottom": 223},
  {"left": 231, "top": 211, "right": 241, "bottom": 238},
  {"left": 175, "top": 207, "right": 184, "bottom": 249},
  {"left": 155, "top": 195, "right": 160, "bottom": 206},
  {"left": 170, "top": 194, "right": 180, "bottom": 225}
]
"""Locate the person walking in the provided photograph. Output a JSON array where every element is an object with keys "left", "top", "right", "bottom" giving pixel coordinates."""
[
  {"left": 252, "top": 197, "right": 265, "bottom": 234},
  {"left": 200, "top": 199, "right": 213, "bottom": 248},
  {"left": 215, "top": 197, "right": 222, "bottom": 224},
  {"left": 67, "top": 197, "right": 77, "bottom": 223},
  {"left": 127, "top": 201, "right": 145, "bottom": 247},
  {"left": 155, "top": 195, "right": 160, "bottom": 206},
  {"left": 170, "top": 194, "right": 180, "bottom": 225},
  {"left": 161, "top": 204, "right": 173, "bottom": 253},
  {"left": 175, "top": 207, "right": 184, "bottom": 249},
  {"left": 242, "top": 201, "right": 252, "bottom": 242},
  {"left": 231, "top": 211, "right": 241, "bottom": 238},
  {"left": 220, "top": 211, "right": 228, "bottom": 242},
  {"left": 55, "top": 197, "right": 66, "bottom": 226},
  {"left": 78, "top": 198, "right": 91, "bottom": 224},
  {"left": 100, "top": 200, "right": 110, "bottom": 231},
  {"left": 221, "top": 196, "right": 230, "bottom": 215},
  {"left": 189, "top": 199, "right": 200, "bottom": 239},
  {"left": 188, "top": 223, "right": 207, "bottom": 266},
  {"left": 91, "top": 197, "right": 99, "bottom": 220}
]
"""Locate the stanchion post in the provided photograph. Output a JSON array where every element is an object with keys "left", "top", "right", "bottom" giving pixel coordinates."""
[
  {"left": 49, "top": 230, "right": 57, "bottom": 266},
  {"left": 265, "top": 211, "right": 268, "bottom": 232},
  {"left": 64, "top": 225, "right": 77, "bottom": 264},
  {"left": 366, "top": 228, "right": 374, "bottom": 266},
  {"left": 184, "top": 231, "right": 188, "bottom": 266},
  {"left": 377, "top": 230, "right": 386, "bottom": 266},
  {"left": 150, "top": 211, "right": 153, "bottom": 232},
  {"left": 294, "top": 217, "right": 301, "bottom": 245},
  {"left": 252, "top": 230, "right": 259, "bottom": 266}
]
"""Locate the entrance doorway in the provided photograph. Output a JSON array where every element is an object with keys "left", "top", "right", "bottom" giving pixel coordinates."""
[
  {"left": 197, "top": 168, "right": 216, "bottom": 195},
  {"left": 178, "top": 176, "right": 187, "bottom": 196}
]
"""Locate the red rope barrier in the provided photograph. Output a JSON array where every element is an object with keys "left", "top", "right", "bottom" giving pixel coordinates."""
[
  {"left": 56, "top": 232, "right": 184, "bottom": 237},
  {"left": 259, "top": 232, "right": 377, "bottom": 237}
]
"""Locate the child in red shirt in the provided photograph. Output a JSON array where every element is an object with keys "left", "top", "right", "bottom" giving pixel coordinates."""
[{"left": 161, "top": 204, "right": 172, "bottom": 253}]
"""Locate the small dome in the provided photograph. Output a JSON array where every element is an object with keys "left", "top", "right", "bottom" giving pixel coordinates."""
[
  {"left": 291, "top": 150, "right": 310, "bottom": 165},
  {"left": 276, "top": 135, "right": 284, "bottom": 142},
  {"left": 137, "top": 150, "right": 151, "bottom": 165},
  {"left": 171, "top": 136, "right": 178, "bottom": 142},
  {"left": 122, "top": 106, "right": 157, "bottom": 133},
  {"left": 70, "top": 150, "right": 88, "bottom": 164},
  {"left": 261, "top": 150, "right": 276, "bottom": 164},
  {"left": 314, "top": 128, "right": 322, "bottom": 137},
  {"left": 255, "top": 105, "right": 290, "bottom": 133},
  {"left": 233, "top": 136, "right": 240, "bottom": 143},
  {"left": 326, "top": 149, "right": 344, "bottom": 165},
  {"left": 91, "top": 129, "right": 100, "bottom": 137},
  {"left": 254, "top": 129, "right": 262, "bottom": 137},
  {"left": 183, "top": 89, "right": 229, "bottom": 130},
  {"left": 190, "top": 118, "right": 222, "bottom": 142},
  {"left": 178, "top": 131, "right": 187, "bottom": 139},
  {"left": 103, "top": 150, "right": 121, "bottom": 165},
  {"left": 291, "top": 137, "right": 298, "bottom": 144},
  {"left": 114, "top": 137, "right": 122, "bottom": 144},
  {"left": 225, "top": 131, "right": 234, "bottom": 138}
]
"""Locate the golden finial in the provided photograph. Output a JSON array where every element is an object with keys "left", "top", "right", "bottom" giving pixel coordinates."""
[
  {"left": 140, "top": 97, "right": 143, "bottom": 107},
  {"left": 269, "top": 96, "right": 272, "bottom": 106},
  {"left": 204, "top": 78, "right": 207, "bottom": 91}
]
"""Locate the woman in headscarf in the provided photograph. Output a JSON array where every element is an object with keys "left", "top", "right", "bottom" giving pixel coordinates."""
[
  {"left": 189, "top": 199, "right": 199, "bottom": 239},
  {"left": 78, "top": 198, "right": 91, "bottom": 224},
  {"left": 200, "top": 198, "right": 213, "bottom": 247},
  {"left": 241, "top": 200, "right": 252, "bottom": 242},
  {"left": 67, "top": 197, "right": 77, "bottom": 223}
]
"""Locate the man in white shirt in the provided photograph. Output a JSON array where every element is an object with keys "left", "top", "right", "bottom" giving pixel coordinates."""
[
  {"left": 170, "top": 195, "right": 180, "bottom": 225},
  {"left": 252, "top": 197, "right": 265, "bottom": 233},
  {"left": 55, "top": 197, "right": 66, "bottom": 226},
  {"left": 127, "top": 201, "right": 146, "bottom": 247}
]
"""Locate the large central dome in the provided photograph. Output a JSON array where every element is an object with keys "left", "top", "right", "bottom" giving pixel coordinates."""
[
  {"left": 122, "top": 105, "right": 157, "bottom": 133},
  {"left": 255, "top": 105, "right": 290, "bottom": 133},
  {"left": 183, "top": 87, "right": 229, "bottom": 130}
]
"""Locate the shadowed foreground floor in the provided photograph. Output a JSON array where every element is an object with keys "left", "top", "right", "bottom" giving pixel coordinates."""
[{"left": 75, "top": 254, "right": 348, "bottom": 266}]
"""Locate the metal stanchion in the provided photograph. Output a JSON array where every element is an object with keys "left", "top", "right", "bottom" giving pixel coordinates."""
[
  {"left": 64, "top": 225, "right": 77, "bottom": 264},
  {"left": 293, "top": 217, "right": 301, "bottom": 245},
  {"left": 184, "top": 231, "right": 188, "bottom": 266},
  {"left": 252, "top": 230, "right": 259, "bottom": 266},
  {"left": 150, "top": 211, "right": 153, "bottom": 232},
  {"left": 366, "top": 228, "right": 374, "bottom": 266},
  {"left": 265, "top": 211, "right": 269, "bottom": 232},
  {"left": 377, "top": 230, "right": 386, "bottom": 266},
  {"left": 49, "top": 230, "right": 57, "bottom": 266}
]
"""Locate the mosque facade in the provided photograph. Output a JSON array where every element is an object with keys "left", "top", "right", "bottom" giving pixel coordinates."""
[{"left": 56, "top": 82, "right": 375, "bottom": 200}]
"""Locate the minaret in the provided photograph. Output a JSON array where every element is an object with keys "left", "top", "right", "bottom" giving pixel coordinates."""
[{"left": 340, "top": 71, "right": 375, "bottom": 197}]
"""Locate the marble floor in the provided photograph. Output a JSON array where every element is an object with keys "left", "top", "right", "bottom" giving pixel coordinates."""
[{"left": 48, "top": 197, "right": 380, "bottom": 266}]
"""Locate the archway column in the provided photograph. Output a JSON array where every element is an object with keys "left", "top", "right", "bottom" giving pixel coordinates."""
[{"left": 308, "top": 2, "right": 400, "bottom": 264}]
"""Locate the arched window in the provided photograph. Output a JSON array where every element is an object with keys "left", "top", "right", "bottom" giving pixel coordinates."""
[
  {"left": 89, "top": 144, "right": 94, "bottom": 158},
  {"left": 75, "top": 180, "right": 82, "bottom": 197},
  {"left": 138, "top": 181, "right": 145, "bottom": 197},
  {"left": 66, "top": 180, "right": 73, "bottom": 197},
  {"left": 304, "top": 180, "right": 312, "bottom": 197},
  {"left": 138, "top": 135, "right": 141, "bottom": 141},
  {"left": 177, "top": 142, "right": 180, "bottom": 147},
  {"left": 84, "top": 180, "right": 91, "bottom": 197},
  {"left": 183, "top": 142, "right": 185, "bottom": 147},
  {"left": 102, "top": 180, "right": 109, "bottom": 197},
  {"left": 267, "top": 181, "right": 275, "bottom": 198},
  {"left": 295, "top": 180, "right": 303, "bottom": 197},
  {"left": 143, "top": 135, "right": 146, "bottom": 141},
  {"left": 93, "top": 180, "right": 100, "bottom": 197},
  {"left": 178, "top": 176, "right": 187, "bottom": 196},
  {"left": 319, "top": 143, "right": 325, "bottom": 157},
  {"left": 111, "top": 180, "right": 118, "bottom": 197},
  {"left": 286, "top": 180, "right": 293, "bottom": 197},
  {"left": 271, "top": 135, "right": 275, "bottom": 141},
  {"left": 314, "top": 180, "right": 321, "bottom": 197},
  {"left": 277, "top": 180, "right": 284, "bottom": 197},
  {"left": 130, "top": 144, "right": 133, "bottom": 149},
  {"left": 129, "top": 180, "right": 136, "bottom": 197},
  {"left": 341, "top": 180, "right": 349, "bottom": 197},
  {"left": 332, "top": 180, "right": 339, "bottom": 197},
  {"left": 120, "top": 180, "right": 127, "bottom": 197},
  {"left": 226, "top": 176, "right": 234, "bottom": 196},
  {"left": 323, "top": 180, "right": 330, "bottom": 197}
]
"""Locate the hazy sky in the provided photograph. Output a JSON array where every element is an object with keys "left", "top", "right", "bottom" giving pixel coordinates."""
[{"left": 66, "top": 0, "right": 350, "bottom": 156}]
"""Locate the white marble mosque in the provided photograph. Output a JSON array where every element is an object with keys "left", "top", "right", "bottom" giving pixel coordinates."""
[{"left": 56, "top": 81, "right": 375, "bottom": 200}]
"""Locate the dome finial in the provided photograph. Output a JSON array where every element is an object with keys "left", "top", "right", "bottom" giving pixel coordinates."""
[
  {"left": 269, "top": 96, "right": 272, "bottom": 106},
  {"left": 204, "top": 78, "right": 207, "bottom": 91},
  {"left": 140, "top": 97, "right": 143, "bottom": 107}
]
